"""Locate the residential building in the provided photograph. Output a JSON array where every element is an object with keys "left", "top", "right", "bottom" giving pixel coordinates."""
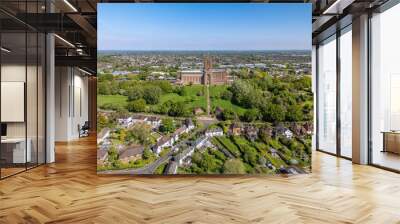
[
  {"left": 165, "top": 161, "right": 178, "bottom": 174},
  {"left": 117, "top": 117, "right": 133, "bottom": 128},
  {"left": 205, "top": 127, "right": 224, "bottom": 137},
  {"left": 97, "top": 149, "right": 108, "bottom": 165},
  {"left": 184, "top": 118, "right": 195, "bottom": 131},
  {"left": 152, "top": 136, "right": 174, "bottom": 155},
  {"left": 244, "top": 126, "right": 258, "bottom": 141},
  {"left": 229, "top": 123, "right": 242, "bottom": 136},
  {"left": 146, "top": 116, "right": 162, "bottom": 128},
  {"left": 194, "top": 136, "right": 209, "bottom": 149},
  {"left": 132, "top": 115, "right": 148, "bottom": 124},
  {"left": 119, "top": 146, "right": 144, "bottom": 163}
]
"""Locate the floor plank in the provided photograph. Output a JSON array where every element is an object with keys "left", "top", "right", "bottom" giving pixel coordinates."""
[{"left": 0, "top": 136, "right": 400, "bottom": 224}]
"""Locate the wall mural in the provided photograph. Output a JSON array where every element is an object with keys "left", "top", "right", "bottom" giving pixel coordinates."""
[{"left": 97, "top": 3, "right": 313, "bottom": 175}]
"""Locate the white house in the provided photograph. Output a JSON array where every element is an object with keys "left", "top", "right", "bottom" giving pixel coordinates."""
[
  {"left": 152, "top": 136, "right": 174, "bottom": 155},
  {"left": 176, "top": 147, "right": 195, "bottom": 165},
  {"left": 284, "top": 129, "right": 293, "bottom": 139},
  {"left": 185, "top": 119, "right": 195, "bottom": 131},
  {"left": 132, "top": 115, "right": 148, "bottom": 124},
  {"left": 194, "top": 136, "right": 209, "bottom": 149},
  {"left": 205, "top": 127, "right": 223, "bottom": 137},
  {"left": 117, "top": 117, "right": 133, "bottom": 127},
  {"left": 146, "top": 116, "right": 162, "bottom": 128}
]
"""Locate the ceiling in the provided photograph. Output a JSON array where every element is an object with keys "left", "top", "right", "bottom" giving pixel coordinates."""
[
  {"left": 0, "top": 0, "right": 98, "bottom": 74},
  {"left": 1, "top": 0, "right": 395, "bottom": 73}
]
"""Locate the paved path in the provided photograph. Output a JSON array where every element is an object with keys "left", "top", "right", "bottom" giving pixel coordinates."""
[{"left": 98, "top": 154, "right": 172, "bottom": 175}]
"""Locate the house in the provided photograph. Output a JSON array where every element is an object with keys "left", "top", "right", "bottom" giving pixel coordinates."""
[
  {"left": 117, "top": 116, "right": 133, "bottom": 127},
  {"left": 273, "top": 125, "right": 293, "bottom": 139},
  {"left": 146, "top": 116, "right": 162, "bottom": 128},
  {"left": 194, "top": 136, "right": 209, "bottom": 149},
  {"left": 175, "top": 147, "right": 195, "bottom": 165},
  {"left": 304, "top": 122, "right": 313, "bottom": 135},
  {"left": 119, "top": 145, "right": 144, "bottom": 163},
  {"left": 259, "top": 126, "right": 273, "bottom": 139},
  {"left": 132, "top": 115, "right": 148, "bottom": 123},
  {"left": 152, "top": 136, "right": 174, "bottom": 154},
  {"left": 97, "top": 128, "right": 110, "bottom": 144},
  {"left": 172, "top": 126, "right": 187, "bottom": 141},
  {"left": 184, "top": 118, "right": 195, "bottom": 131},
  {"left": 205, "top": 127, "right": 223, "bottom": 137},
  {"left": 229, "top": 123, "right": 242, "bottom": 136},
  {"left": 244, "top": 126, "right": 258, "bottom": 141},
  {"left": 97, "top": 149, "right": 108, "bottom": 164},
  {"left": 164, "top": 161, "right": 178, "bottom": 174},
  {"left": 284, "top": 129, "right": 293, "bottom": 139}
]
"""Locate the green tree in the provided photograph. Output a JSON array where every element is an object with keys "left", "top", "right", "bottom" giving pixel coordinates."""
[
  {"left": 200, "top": 152, "right": 221, "bottom": 173},
  {"left": 142, "top": 148, "right": 154, "bottom": 160},
  {"left": 130, "top": 124, "right": 152, "bottom": 145},
  {"left": 286, "top": 104, "right": 303, "bottom": 122},
  {"left": 98, "top": 82, "right": 111, "bottom": 95},
  {"left": 220, "top": 90, "right": 233, "bottom": 101},
  {"left": 175, "top": 86, "right": 187, "bottom": 96},
  {"left": 243, "top": 145, "right": 258, "bottom": 166},
  {"left": 97, "top": 114, "right": 108, "bottom": 130},
  {"left": 119, "top": 129, "right": 127, "bottom": 142},
  {"left": 98, "top": 73, "right": 113, "bottom": 82},
  {"left": 158, "top": 100, "right": 172, "bottom": 114},
  {"left": 243, "top": 108, "right": 261, "bottom": 122},
  {"left": 262, "top": 104, "right": 285, "bottom": 122},
  {"left": 223, "top": 159, "right": 246, "bottom": 174},
  {"left": 168, "top": 101, "right": 186, "bottom": 117},
  {"left": 127, "top": 99, "right": 146, "bottom": 112},
  {"left": 127, "top": 88, "right": 143, "bottom": 101},
  {"left": 143, "top": 86, "right": 162, "bottom": 105},
  {"left": 107, "top": 146, "right": 121, "bottom": 168},
  {"left": 154, "top": 80, "right": 173, "bottom": 93},
  {"left": 159, "top": 118, "right": 175, "bottom": 133},
  {"left": 222, "top": 108, "right": 236, "bottom": 121}
]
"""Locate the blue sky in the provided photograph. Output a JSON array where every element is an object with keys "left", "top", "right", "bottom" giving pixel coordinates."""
[{"left": 98, "top": 4, "right": 311, "bottom": 51}]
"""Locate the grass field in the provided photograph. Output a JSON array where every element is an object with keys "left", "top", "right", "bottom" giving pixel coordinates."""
[
  {"left": 98, "top": 95, "right": 128, "bottom": 108},
  {"left": 98, "top": 84, "right": 247, "bottom": 115},
  {"left": 209, "top": 85, "right": 228, "bottom": 98},
  {"left": 211, "top": 99, "right": 247, "bottom": 115}
]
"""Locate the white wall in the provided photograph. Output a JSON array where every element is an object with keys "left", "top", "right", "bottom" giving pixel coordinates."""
[{"left": 55, "top": 67, "right": 89, "bottom": 141}]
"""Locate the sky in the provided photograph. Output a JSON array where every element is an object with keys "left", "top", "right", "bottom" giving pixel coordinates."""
[{"left": 98, "top": 3, "right": 311, "bottom": 51}]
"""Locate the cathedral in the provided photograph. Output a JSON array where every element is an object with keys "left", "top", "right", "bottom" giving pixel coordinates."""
[{"left": 179, "top": 57, "right": 230, "bottom": 85}]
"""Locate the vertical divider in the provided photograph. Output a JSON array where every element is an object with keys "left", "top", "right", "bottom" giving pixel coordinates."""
[{"left": 336, "top": 27, "right": 341, "bottom": 157}]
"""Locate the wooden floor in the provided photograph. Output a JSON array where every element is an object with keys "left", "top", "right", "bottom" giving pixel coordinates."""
[{"left": 1, "top": 136, "right": 400, "bottom": 224}]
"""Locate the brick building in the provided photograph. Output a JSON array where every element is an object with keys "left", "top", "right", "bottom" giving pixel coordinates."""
[{"left": 179, "top": 57, "right": 230, "bottom": 85}]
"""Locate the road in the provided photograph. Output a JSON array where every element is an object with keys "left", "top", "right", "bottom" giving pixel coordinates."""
[{"left": 98, "top": 153, "right": 172, "bottom": 175}]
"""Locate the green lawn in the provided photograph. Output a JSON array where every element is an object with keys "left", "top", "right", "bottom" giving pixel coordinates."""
[
  {"left": 158, "top": 92, "right": 206, "bottom": 110},
  {"left": 98, "top": 95, "right": 128, "bottom": 108},
  {"left": 98, "top": 84, "right": 246, "bottom": 116},
  {"left": 211, "top": 99, "right": 246, "bottom": 115},
  {"left": 209, "top": 85, "right": 228, "bottom": 98}
]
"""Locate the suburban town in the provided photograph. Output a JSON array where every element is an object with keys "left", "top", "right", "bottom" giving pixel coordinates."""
[{"left": 97, "top": 51, "right": 313, "bottom": 175}]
